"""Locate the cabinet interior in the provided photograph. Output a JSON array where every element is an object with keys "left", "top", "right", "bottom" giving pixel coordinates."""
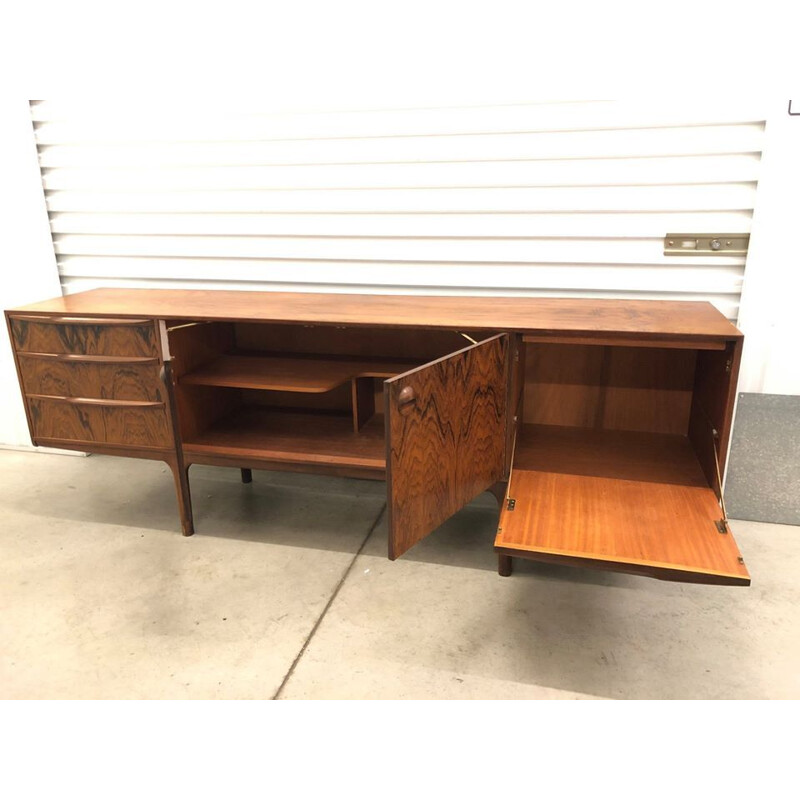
[
  {"left": 167, "top": 321, "right": 488, "bottom": 473},
  {"left": 496, "top": 338, "right": 749, "bottom": 585},
  {"left": 516, "top": 339, "right": 732, "bottom": 487}
]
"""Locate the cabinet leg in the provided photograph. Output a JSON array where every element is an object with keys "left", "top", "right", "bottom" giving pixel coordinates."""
[
  {"left": 498, "top": 554, "right": 513, "bottom": 577},
  {"left": 168, "top": 459, "right": 194, "bottom": 536},
  {"left": 487, "top": 481, "right": 508, "bottom": 507},
  {"left": 240, "top": 468, "right": 253, "bottom": 484}
]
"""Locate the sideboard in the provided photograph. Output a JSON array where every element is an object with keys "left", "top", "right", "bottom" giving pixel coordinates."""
[{"left": 5, "top": 289, "right": 750, "bottom": 587}]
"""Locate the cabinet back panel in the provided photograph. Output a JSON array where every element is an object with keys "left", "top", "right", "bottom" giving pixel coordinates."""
[
  {"left": 234, "top": 323, "right": 480, "bottom": 362},
  {"left": 524, "top": 343, "right": 696, "bottom": 435}
]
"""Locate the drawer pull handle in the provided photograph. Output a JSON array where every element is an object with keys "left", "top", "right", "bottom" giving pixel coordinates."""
[
  {"left": 398, "top": 386, "right": 416, "bottom": 406},
  {"left": 12, "top": 315, "right": 152, "bottom": 326},
  {"left": 19, "top": 352, "right": 158, "bottom": 364},
  {"left": 27, "top": 393, "right": 164, "bottom": 409}
]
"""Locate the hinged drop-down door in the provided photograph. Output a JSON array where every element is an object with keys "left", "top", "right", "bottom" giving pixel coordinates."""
[{"left": 385, "top": 333, "right": 509, "bottom": 559}]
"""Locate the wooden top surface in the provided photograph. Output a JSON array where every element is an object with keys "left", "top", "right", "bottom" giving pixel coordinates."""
[{"left": 8, "top": 288, "right": 741, "bottom": 340}]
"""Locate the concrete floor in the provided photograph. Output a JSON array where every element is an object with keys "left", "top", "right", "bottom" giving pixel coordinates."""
[{"left": 1, "top": 450, "right": 797, "bottom": 699}]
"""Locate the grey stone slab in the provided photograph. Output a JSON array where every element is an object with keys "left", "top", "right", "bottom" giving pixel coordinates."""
[{"left": 726, "top": 393, "right": 800, "bottom": 525}]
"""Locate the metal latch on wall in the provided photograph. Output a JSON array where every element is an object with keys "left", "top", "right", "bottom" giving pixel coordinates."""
[{"left": 664, "top": 234, "right": 749, "bottom": 256}]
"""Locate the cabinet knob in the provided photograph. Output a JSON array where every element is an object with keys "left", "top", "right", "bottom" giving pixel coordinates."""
[{"left": 398, "top": 386, "right": 416, "bottom": 406}]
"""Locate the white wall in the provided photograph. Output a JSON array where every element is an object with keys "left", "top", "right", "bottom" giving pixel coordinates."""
[
  {"left": 1, "top": 97, "right": 793, "bottom": 451},
  {"left": 736, "top": 98, "right": 800, "bottom": 396},
  {"left": 31, "top": 99, "right": 763, "bottom": 321},
  {"left": 0, "top": 100, "right": 62, "bottom": 447}
]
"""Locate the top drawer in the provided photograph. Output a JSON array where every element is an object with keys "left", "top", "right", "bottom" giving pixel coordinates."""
[{"left": 9, "top": 316, "right": 159, "bottom": 358}]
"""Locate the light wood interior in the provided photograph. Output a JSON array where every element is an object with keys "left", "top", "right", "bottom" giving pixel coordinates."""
[
  {"left": 496, "top": 425, "right": 749, "bottom": 585},
  {"left": 523, "top": 342, "right": 697, "bottom": 435},
  {"left": 497, "top": 339, "right": 749, "bottom": 585},
  {"left": 168, "top": 321, "right": 490, "bottom": 470},
  {"left": 183, "top": 407, "right": 386, "bottom": 471},
  {"left": 181, "top": 353, "right": 418, "bottom": 393}
]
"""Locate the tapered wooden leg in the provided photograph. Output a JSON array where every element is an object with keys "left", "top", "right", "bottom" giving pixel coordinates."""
[
  {"left": 487, "top": 480, "right": 508, "bottom": 507},
  {"left": 240, "top": 468, "right": 253, "bottom": 484},
  {"left": 168, "top": 458, "right": 194, "bottom": 536},
  {"left": 490, "top": 484, "right": 512, "bottom": 575},
  {"left": 498, "top": 554, "right": 513, "bottom": 577}
]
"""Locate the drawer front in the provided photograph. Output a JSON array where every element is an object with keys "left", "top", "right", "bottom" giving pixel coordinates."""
[
  {"left": 10, "top": 317, "right": 158, "bottom": 357},
  {"left": 18, "top": 356, "right": 165, "bottom": 403},
  {"left": 29, "top": 397, "right": 171, "bottom": 449}
]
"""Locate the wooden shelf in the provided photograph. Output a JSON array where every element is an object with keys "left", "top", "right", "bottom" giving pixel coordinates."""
[
  {"left": 180, "top": 353, "right": 418, "bottom": 393},
  {"left": 496, "top": 424, "right": 750, "bottom": 585},
  {"left": 183, "top": 406, "right": 386, "bottom": 471}
]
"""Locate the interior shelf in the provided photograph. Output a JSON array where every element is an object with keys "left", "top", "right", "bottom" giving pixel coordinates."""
[
  {"left": 180, "top": 353, "right": 418, "bottom": 393},
  {"left": 182, "top": 406, "right": 387, "bottom": 471},
  {"left": 496, "top": 424, "right": 750, "bottom": 585}
]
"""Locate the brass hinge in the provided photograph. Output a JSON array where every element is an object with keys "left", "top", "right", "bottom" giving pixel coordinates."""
[
  {"left": 710, "top": 426, "right": 730, "bottom": 534},
  {"left": 506, "top": 498, "right": 516, "bottom": 511}
]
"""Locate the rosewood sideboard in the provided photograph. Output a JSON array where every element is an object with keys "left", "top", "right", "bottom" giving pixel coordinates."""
[{"left": 5, "top": 289, "right": 750, "bottom": 586}]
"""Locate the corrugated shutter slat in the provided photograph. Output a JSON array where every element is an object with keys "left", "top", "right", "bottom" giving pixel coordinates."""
[{"left": 30, "top": 100, "right": 764, "bottom": 322}]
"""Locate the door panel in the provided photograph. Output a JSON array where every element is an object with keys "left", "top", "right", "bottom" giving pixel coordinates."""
[
  {"left": 385, "top": 333, "right": 508, "bottom": 559},
  {"left": 495, "top": 425, "right": 750, "bottom": 586}
]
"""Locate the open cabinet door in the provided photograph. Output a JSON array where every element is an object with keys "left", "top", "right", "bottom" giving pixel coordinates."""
[
  {"left": 494, "top": 427, "right": 750, "bottom": 585},
  {"left": 385, "top": 333, "right": 509, "bottom": 559}
]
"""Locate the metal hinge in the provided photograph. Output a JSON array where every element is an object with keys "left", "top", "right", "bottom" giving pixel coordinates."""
[
  {"left": 506, "top": 498, "right": 516, "bottom": 511},
  {"left": 725, "top": 358, "right": 732, "bottom": 373},
  {"left": 710, "top": 426, "right": 730, "bottom": 534}
]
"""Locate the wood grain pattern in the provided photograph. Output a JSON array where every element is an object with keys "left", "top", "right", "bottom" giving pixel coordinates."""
[
  {"left": 385, "top": 334, "right": 508, "bottom": 559},
  {"left": 12, "top": 289, "right": 741, "bottom": 342},
  {"left": 161, "top": 359, "right": 194, "bottom": 535},
  {"left": 505, "top": 333, "right": 525, "bottom": 477},
  {"left": 495, "top": 424, "right": 749, "bottom": 586},
  {"left": 524, "top": 343, "right": 696, "bottom": 435},
  {"left": 168, "top": 322, "right": 237, "bottom": 440},
  {"left": 9, "top": 316, "right": 158, "bottom": 357},
  {"left": 18, "top": 356, "right": 164, "bottom": 402},
  {"left": 601, "top": 346, "right": 696, "bottom": 435},
  {"left": 4, "top": 291, "right": 747, "bottom": 572},
  {"left": 352, "top": 377, "right": 375, "bottom": 432},
  {"left": 28, "top": 396, "right": 171, "bottom": 448},
  {"left": 4, "top": 312, "right": 37, "bottom": 444},
  {"left": 688, "top": 339, "right": 742, "bottom": 498},
  {"left": 183, "top": 451, "right": 386, "bottom": 482},
  {"left": 525, "top": 343, "right": 605, "bottom": 428},
  {"left": 180, "top": 353, "right": 416, "bottom": 393},
  {"left": 522, "top": 334, "right": 726, "bottom": 350},
  {"left": 184, "top": 407, "right": 386, "bottom": 471},
  {"left": 234, "top": 322, "right": 474, "bottom": 362}
]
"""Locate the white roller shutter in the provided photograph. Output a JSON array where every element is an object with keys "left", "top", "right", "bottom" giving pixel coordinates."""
[{"left": 31, "top": 99, "right": 765, "bottom": 321}]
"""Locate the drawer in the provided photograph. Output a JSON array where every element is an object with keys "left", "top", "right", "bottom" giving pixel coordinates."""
[
  {"left": 28, "top": 397, "right": 171, "bottom": 449},
  {"left": 18, "top": 355, "right": 165, "bottom": 403},
  {"left": 9, "top": 316, "right": 158, "bottom": 357}
]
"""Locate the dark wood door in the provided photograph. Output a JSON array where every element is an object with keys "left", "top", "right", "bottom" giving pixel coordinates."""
[{"left": 385, "top": 334, "right": 509, "bottom": 559}]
